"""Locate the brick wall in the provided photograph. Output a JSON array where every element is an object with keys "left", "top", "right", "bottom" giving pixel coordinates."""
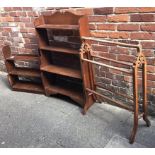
[{"left": 0, "top": 7, "right": 155, "bottom": 115}]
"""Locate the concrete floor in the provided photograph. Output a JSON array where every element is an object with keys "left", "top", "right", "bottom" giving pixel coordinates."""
[{"left": 0, "top": 72, "right": 155, "bottom": 148}]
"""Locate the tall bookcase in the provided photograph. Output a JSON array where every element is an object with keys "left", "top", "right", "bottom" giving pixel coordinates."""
[{"left": 34, "top": 12, "right": 94, "bottom": 108}]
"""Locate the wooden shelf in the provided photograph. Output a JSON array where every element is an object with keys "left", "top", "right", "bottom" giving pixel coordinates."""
[
  {"left": 7, "top": 54, "right": 40, "bottom": 62},
  {"left": 9, "top": 67, "right": 41, "bottom": 78},
  {"left": 45, "top": 83, "right": 84, "bottom": 106},
  {"left": 40, "top": 45, "right": 79, "bottom": 55},
  {"left": 12, "top": 81, "right": 44, "bottom": 94},
  {"left": 36, "top": 24, "right": 79, "bottom": 30},
  {"left": 41, "top": 65, "right": 82, "bottom": 79}
]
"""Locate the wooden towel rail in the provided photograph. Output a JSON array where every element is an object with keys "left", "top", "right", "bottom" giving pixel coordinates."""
[{"left": 80, "top": 37, "right": 151, "bottom": 144}]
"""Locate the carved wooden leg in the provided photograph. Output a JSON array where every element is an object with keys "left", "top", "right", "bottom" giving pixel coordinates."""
[
  {"left": 142, "top": 63, "right": 151, "bottom": 127},
  {"left": 129, "top": 66, "right": 139, "bottom": 144}
]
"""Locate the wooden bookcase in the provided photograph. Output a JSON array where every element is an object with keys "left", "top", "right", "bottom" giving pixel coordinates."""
[
  {"left": 34, "top": 12, "right": 94, "bottom": 107},
  {"left": 2, "top": 46, "right": 44, "bottom": 94}
]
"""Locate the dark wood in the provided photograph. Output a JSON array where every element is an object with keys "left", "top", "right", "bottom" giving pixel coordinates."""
[
  {"left": 2, "top": 45, "right": 44, "bottom": 94},
  {"left": 12, "top": 81, "right": 44, "bottom": 94},
  {"left": 9, "top": 67, "right": 41, "bottom": 78},
  {"left": 36, "top": 24, "right": 79, "bottom": 30},
  {"left": 41, "top": 65, "right": 82, "bottom": 79},
  {"left": 40, "top": 45, "right": 79, "bottom": 55},
  {"left": 45, "top": 84, "right": 84, "bottom": 106},
  {"left": 34, "top": 11, "right": 89, "bottom": 106},
  {"left": 7, "top": 55, "right": 40, "bottom": 62}
]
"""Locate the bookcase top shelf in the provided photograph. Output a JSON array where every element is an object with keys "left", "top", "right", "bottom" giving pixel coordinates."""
[
  {"left": 36, "top": 24, "right": 79, "bottom": 30},
  {"left": 34, "top": 12, "right": 82, "bottom": 27},
  {"left": 6, "top": 54, "right": 40, "bottom": 62}
]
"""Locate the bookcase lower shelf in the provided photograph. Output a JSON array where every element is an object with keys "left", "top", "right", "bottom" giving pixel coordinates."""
[{"left": 11, "top": 81, "right": 44, "bottom": 94}]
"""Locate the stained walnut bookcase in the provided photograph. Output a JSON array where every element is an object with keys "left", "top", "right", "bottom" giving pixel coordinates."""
[
  {"left": 2, "top": 46, "right": 44, "bottom": 94},
  {"left": 34, "top": 12, "right": 93, "bottom": 107}
]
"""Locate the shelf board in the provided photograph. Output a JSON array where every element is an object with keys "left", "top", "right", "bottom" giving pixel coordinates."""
[
  {"left": 12, "top": 81, "right": 44, "bottom": 94},
  {"left": 40, "top": 45, "right": 79, "bottom": 55},
  {"left": 41, "top": 65, "right": 82, "bottom": 79},
  {"left": 7, "top": 54, "right": 40, "bottom": 62},
  {"left": 9, "top": 68, "right": 41, "bottom": 78},
  {"left": 45, "top": 84, "right": 84, "bottom": 106},
  {"left": 36, "top": 24, "right": 79, "bottom": 30}
]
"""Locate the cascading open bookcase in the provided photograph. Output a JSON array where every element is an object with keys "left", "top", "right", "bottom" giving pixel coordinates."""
[{"left": 2, "top": 46, "right": 44, "bottom": 94}]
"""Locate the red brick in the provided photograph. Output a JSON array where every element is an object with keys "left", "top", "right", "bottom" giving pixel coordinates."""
[
  {"left": 12, "top": 7, "right": 22, "bottom": 11},
  {"left": 9, "top": 12, "right": 18, "bottom": 17},
  {"left": 4, "top": 7, "right": 13, "bottom": 11},
  {"left": 16, "top": 12, "right": 27, "bottom": 17},
  {"left": 88, "top": 15, "right": 106, "bottom": 22},
  {"left": 69, "top": 8, "right": 93, "bottom": 15},
  {"left": 1, "top": 17, "right": 14, "bottom": 22},
  {"left": 97, "top": 24, "right": 116, "bottom": 31},
  {"left": 138, "top": 7, "right": 155, "bottom": 13},
  {"left": 92, "top": 45, "right": 108, "bottom": 52},
  {"left": 118, "top": 39, "right": 139, "bottom": 45},
  {"left": 20, "top": 17, "right": 31, "bottom": 22},
  {"left": 27, "top": 11, "right": 38, "bottom": 17},
  {"left": 141, "top": 41, "right": 155, "bottom": 49},
  {"left": 99, "top": 52, "right": 116, "bottom": 60},
  {"left": 117, "top": 24, "right": 140, "bottom": 31},
  {"left": 108, "top": 14, "right": 129, "bottom": 22},
  {"left": 124, "top": 76, "right": 132, "bottom": 83},
  {"left": 147, "top": 65, "right": 155, "bottom": 73},
  {"left": 109, "top": 68, "right": 122, "bottom": 75},
  {"left": 147, "top": 80, "right": 155, "bottom": 87},
  {"left": 94, "top": 7, "right": 113, "bottom": 15},
  {"left": 141, "top": 24, "right": 155, "bottom": 32},
  {"left": 147, "top": 58, "right": 155, "bottom": 65},
  {"left": 109, "top": 46, "right": 129, "bottom": 55},
  {"left": 115, "top": 7, "right": 155, "bottom": 14},
  {"left": 117, "top": 55, "right": 135, "bottom": 63},
  {"left": 142, "top": 49, "right": 154, "bottom": 57},
  {"left": 130, "top": 32, "right": 155, "bottom": 40},
  {"left": 115, "top": 7, "right": 140, "bottom": 14},
  {"left": 148, "top": 73, "right": 155, "bottom": 81},
  {"left": 14, "top": 17, "right": 21, "bottom": 22},
  {"left": 90, "top": 31, "right": 108, "bottom": 38},
  {"left": 89, "top": 24, "right": 96, "bottom": 30},
  {"left": 22, "top": 7, "right": 33, "bottom": 11},
  {"left": 108, "top": 32, "right": 129, "bottom": 39},
  {"left": 130, "top": 14, "right": 155, "bottom": 22}
]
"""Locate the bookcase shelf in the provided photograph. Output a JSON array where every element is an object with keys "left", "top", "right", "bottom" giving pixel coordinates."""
[
  {"left": 36, "top": 24, "right": 79, "bottom": 30},
  {"left": 9, "top": 67, "right": 41, "bottom": 78},
  {"left": 40, "top": 45, "right": 79, "bottom": 55}
]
